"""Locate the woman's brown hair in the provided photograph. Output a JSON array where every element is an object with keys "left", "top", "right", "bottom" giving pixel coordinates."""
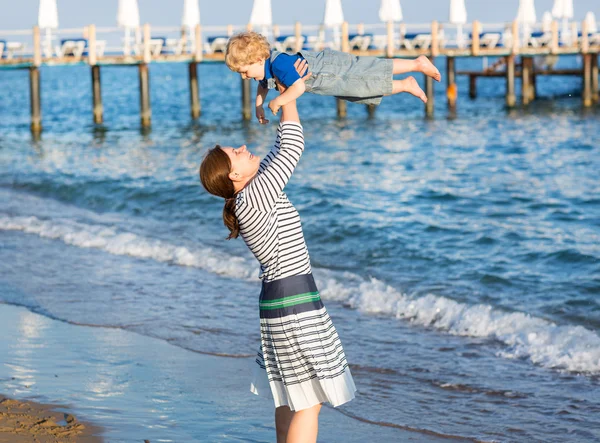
[{"left": 199, "top": 145, "right": 240, "bottom": 239}]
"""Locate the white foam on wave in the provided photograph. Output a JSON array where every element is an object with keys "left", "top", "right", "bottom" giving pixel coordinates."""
[
  {"left": 3, "top": 212, "right": 599, "bottom": 374},
  {"left": 317, "top": 274, "right": 600, "bottom": 374},
  {"left": 0, "top": 214, "right": 256, "bottom": 280}
]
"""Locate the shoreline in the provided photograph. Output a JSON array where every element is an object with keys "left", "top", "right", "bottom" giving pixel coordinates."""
[
  {"left": 0, "top": 302, "right": 457, "bottom": 442},
  {"left": 0, "top": 393, "right": 102, "bottom": 442}
]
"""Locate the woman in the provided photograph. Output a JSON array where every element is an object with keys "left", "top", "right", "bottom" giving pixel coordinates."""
[{"left": 199, "top": 65, "right": 356, "bottom": 443}]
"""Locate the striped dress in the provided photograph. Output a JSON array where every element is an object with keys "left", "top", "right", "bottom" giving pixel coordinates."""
[{"left": 235, "top": 121, "right": 356, "bottom": 412}]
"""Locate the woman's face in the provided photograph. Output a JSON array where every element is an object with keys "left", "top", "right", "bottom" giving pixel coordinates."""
[{"left": 221, "top": 145, "right": 260, "bottom": 184}]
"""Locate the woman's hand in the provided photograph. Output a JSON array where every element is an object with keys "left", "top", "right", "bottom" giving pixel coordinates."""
[
  {"left": 268, "top": 98, "right": 282, "bottom": 115},
  {"left": 293, "top": 59, "right": 311, "bottom": 81},
  {"left": 268, "top": 59, "right": 310, "bottom": 116},
  {"left": 273, "top": 59, "right": 311, "bottom": 95}
]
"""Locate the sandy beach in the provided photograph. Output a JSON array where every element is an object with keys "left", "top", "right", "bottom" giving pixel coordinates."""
[{"left": 0, "top": 394, "right": 102, "bottom": 443}]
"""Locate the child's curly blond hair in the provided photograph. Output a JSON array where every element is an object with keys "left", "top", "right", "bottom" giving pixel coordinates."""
[{"left": 225, "top": 31, "right": 271, "bottom": 71}]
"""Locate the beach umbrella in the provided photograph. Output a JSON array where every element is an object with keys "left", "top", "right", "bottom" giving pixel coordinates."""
[
  {"left": 552, "top": 0, "right": 574, "bottom": 43},
  {"left": 323, "top": 0, "right": 344, "bottom": 49},
  {"left": 449, "top": 0, "right": 467, "bottom": 48},
  {"left": 552, "top": 0, "right": 573, "bottom": 19},
  {"left": 38, "top": 0, "right": 58, "bottom": 29},
  {"left": 249, "top": 0, "right": 272, "bottom": 37},
  {"left": 182, "top": 0, "right": 200, "bottom": 52},
  {"left": 117, "top": 0, "right": 140, "bottom": 55},
  {"left": 585, "top": 11, "right": 597, "bottom": 34},
  {"left": 516, "top": 0, "right": 536, "bottom": 45},
  {"left": 38, "top": 0, "right": 59, "bottom": 57},
  {"left": 542, "top": 11, "right": 553, "bottom": 33},
  {"left": 379, "top": 0, "right": 403, "bottom": 22},
  {"left": 182, "top": 0, "right": 200, "bottom": 28}
]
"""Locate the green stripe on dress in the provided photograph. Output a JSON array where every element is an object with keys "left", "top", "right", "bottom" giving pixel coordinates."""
[{"left": 259, "top": 291, "right": 321, "bottom": 310}]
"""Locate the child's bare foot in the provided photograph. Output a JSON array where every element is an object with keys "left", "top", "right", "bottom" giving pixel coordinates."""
[
  {"left": 399, "top": 76, "right": 428, "bottom": 103},
  {"left": 416, "top": 55, "right": 441, "bottom": 82}
]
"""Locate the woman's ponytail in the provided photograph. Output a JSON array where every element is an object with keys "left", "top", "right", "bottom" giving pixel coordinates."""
[
  {"left": 223, "top": 197, "right": 240, "bottom": 239},
  {"left": 199, "top": 145, "right": 241, "bottom": 239}
]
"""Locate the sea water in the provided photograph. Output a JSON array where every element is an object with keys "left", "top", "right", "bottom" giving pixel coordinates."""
[{"left": 1, "top": 57, "right": 599, "bottom": 442}]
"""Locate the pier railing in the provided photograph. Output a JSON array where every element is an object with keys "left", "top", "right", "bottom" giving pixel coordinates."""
[{"left": 2, "top": 19, "right": 599, "bottom": 65}]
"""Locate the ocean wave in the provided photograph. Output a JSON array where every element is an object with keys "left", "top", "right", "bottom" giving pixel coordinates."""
[
  {"left": 317, "top": 275, "right": 600, "bottom": 374},
  {"left": 2, "top": 213, "right": 599, "bottom": 375},
  {"left": 0, "top": 214, "right": 256, "bottom": 280}
]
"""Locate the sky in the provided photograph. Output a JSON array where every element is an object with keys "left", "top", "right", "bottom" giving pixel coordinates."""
[{"left": 0, "top": 0, "right": 599, "bottom": 30}]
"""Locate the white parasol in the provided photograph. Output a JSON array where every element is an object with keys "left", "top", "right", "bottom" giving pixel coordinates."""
[{"left": 449, "top": 0, "right": 467, "bottom": 48}]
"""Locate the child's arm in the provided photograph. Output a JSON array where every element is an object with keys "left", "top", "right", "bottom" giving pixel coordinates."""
[
  {"left": 268, "top": 79, "right": 305, "bottom": 115},
  {"left": 267, "top": 59, "right": 311, "bottom": 116},
  {"left": 255, "top": 83, "right": 269, "bottom": 124}
]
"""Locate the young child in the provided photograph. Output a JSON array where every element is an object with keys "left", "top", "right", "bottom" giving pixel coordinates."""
[{"left": 225, "top": 31, "right": 441, "bottom": 123}]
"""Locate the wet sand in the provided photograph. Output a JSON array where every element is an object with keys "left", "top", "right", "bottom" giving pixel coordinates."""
[
  {"left": 0, "top": 302, "right": 460, "bottom": 442},
  {"left": 0, "top": 394, "right": 102, "bottom": 443}
]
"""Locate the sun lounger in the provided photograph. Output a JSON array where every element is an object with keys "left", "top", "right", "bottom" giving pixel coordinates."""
[
  {"left": 401, "top": 33, "right": 432, "bottom": 50},
  {"left": 151, "top": 36, "right": 167, "bottom": 55},
  {"left": 469, "top": 32, "right": 502, "bottom": 48},
  {"left": 3, "top": 42, "right": 25, "bottom": 59},
  {"left": 131, "top": 36, "right": 166, "bottom": 56},
  {"left": 82, "top": 41, "right": 106, "bottom": 57},
  {"left": 274, "top": 35, "right": 307, "bottom": 52},
  {"left": 58, "top": 38, "right": 87, "bottom": 57},
  {"left": 303, "top": 35, "right": 325, "bottom": 51},
  {"left": 348, "top": 33, "right": 373, "bottom": 51},
  {"left": 528, "top": 31, "right": 552, "bottom": 48},
  {"left": 578, "top": 31, "right": 600, "bottom": 46},
  {"left": 205, "top": 36, "right": 229, "bottom": 54},
  {"left": 163, "top": 37, "right": 186, "bottom": 55},
  {"left": 59, "top": 38, "right": 106, "bottom": 58},
  {"left": 370, "top": 34, "right": 388, "bottom": 50}
]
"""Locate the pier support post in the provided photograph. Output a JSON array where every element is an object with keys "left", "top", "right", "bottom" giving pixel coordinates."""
[
  {"left": 241, "top": 78, "right": 252, "bottom": 121},
  {"left": 505, "top": 55, "right": 516, "bottom": 108},
  {"left": 446, "top": 57, "right": 457, "bottom": 110},
  {"left": 139, "top": 63, "right": 152, "bottom": 127},
  {"left": 294, "top": 21, "right": 303, "bottom": 53},
  {"left": 30, "top": 25, "right": 42, "bottom": 133},
  {"left": 583, "top": 54, "right": 593, "bottom": 108},
  {"left": 469, "top": 74, "right": 477, "bottom": 99},
  {"left": 592, "top": 54, "right": 599, "bottom": 104},
  {"left": 522, "top": 57, "right": 531, "bottom": 106},
  {"left": 336, "top": 99, "right": 347, "bottom": 118},
  {"left": 366, "top": 104, "right": 376, "bottom": 118},
  {"left": 337, "top": 21, "right": 349, "bottom": 119},
  {"left": 189, "top": 62, "right": 201, "bottom": 119},
  {"left": 88, "top": 24, "right": 103, "bottom": 124},
  {"left": 425, "top": 57, "right": 435, "bottom": 118},
  {"left": 29, "top": 67, "right": 42, "bottom": 133},
  {"left": 529, "top": 59, "right": 536, "bottom": 102},
  {"left": 91, "top": 65, "right": 103, "bottom": 124}
]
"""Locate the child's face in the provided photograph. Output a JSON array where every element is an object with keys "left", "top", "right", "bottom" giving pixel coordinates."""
[{"left": 238, "top": 60, "right": 265, "bottom": 81}]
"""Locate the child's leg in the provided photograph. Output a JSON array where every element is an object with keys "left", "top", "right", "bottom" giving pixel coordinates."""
[
  {"left": 388, "top": 76, "right": 428, "bottom": 103},
  {"left": 393, "top": 55, "right": 441, "bottom": 82}
]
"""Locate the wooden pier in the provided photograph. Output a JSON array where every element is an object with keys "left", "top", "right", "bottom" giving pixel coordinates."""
[{"left": 0, "top": 19, "right": 599, "bottom": 133}]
